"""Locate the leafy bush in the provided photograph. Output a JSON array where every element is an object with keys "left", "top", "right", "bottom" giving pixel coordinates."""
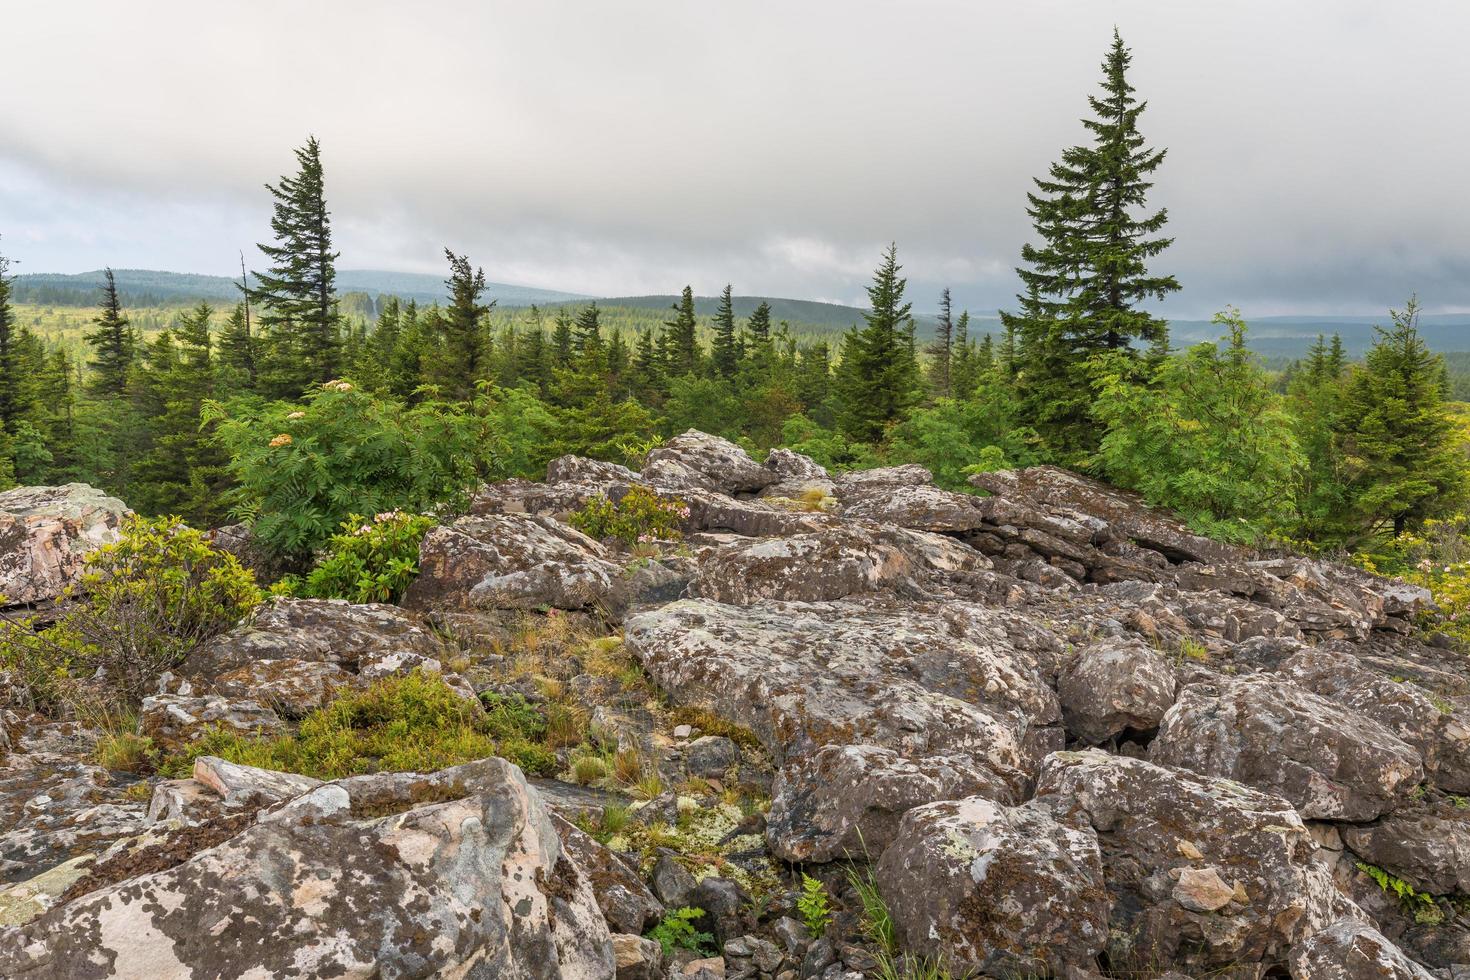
[
  {"left": 1, "top": 515, "right": 260, "bottom": 709},
  {"left": 1357, "top": 515, "right": 1470, "bottom": 644},
  {"left": 207, "top": 382, "right": 555, "bottom": 561},
  {"left": 569, "top": 485, "right": 687, "bottom": 546},
  {"left": 885, "top": 395, "right": 1040, "bottom": 490},
  {"left": 798, "top": 873, "right": 834, "bottom": 937},
  {"left": 162, "top": 671, "right": 563, "bottom": 779},
  {"left": 646, "top": 906, "right": 715, "bottom": 957},
  {"left": 293, "top": 511, "right": 435, "bottom": 604}
]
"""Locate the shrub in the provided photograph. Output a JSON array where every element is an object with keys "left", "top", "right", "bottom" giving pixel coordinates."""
[
  {"left": 1359, "top": 515, "right": 1470, "bottom": 645},
  {"left": 1, "top": 515, "right": 261, "bottom": 709},
  {"left": 646, "top": 907, "right": 715, "bottom": 957},
  {"left": 569, "top": 485, "right": 687, "bottom": 546},
  {"left": 295, "top": 511, "right": 435, "bottom": 604},
  {"left": 207, "top": 383, "right": 555, "bottom": 561}
]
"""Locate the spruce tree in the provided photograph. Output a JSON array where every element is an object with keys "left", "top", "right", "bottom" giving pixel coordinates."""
[
  {"left": 1337, "top": 298, "right": 1467, "bottom": 537},
  {"left": 251, "top": 136, "right": 342, "bottom": 396},
  {"left": 551, "top": 311, "right": 575, "bottom": 367},
  {"left": 216, "top": 302, "right": 257, "bottom": 393},
  {"left": 833, "top": 244, "right": 921, "bottom": 441},
  {"left": 434, "top": 249, "right": 493, "bottom": 399},
  {"left": 930, "top": 288, "right": 954, "bottom": 399},
  {"left": 711, "top": 285, "right": 739, "bottom": 379},
  {"left": 0, "top": 242, "right": 18, "bottom": 429},
  {"left": 84, "top": 268, "right": 136, "bottom": 397},
  {"left": 574, "top": 302, "right": 602, "bottom": 354},
  {"left": 1006, "top": 31, "right": 1180, "bottom": 457},
  {"left": 663, "top": 286, "right": 699, "bottom": 376}
]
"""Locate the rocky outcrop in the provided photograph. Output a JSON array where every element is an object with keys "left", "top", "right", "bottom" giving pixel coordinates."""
[
  {"left": 874, "top": 795, "right": 1110, "bottom": 976},
  {"left": 624, "top": 597, "right": 1057, "bottom": 786},
  {"left": 1289, "top": 919, "right": 1436, "bottom": 980},
  {"left": 406, "top": 512, "right": 625, "bottom": 612},
  {"left": 765, "top": 744, "right": 1016, "bottom": 863},
  {"left": 1034, "top": 751, "right": 1363, "bottom": 974},
  {"left": 0, "top": 758, "right": 615, "bottom": 978},
  {"left": 1150, "top": 676, "right": 1424, "bottom": 821},
  {"left": 138, "top": 694, "right": 286, "bottom": 751},
  {"left": 645, "top": 430, "right": 777, "bottom": 495},
  {"left": 0, "top": 483, "right": 128, "bottom": 607},
  {"left": 185, "top": 597, "right": 445, "bottom": 678},
  {"left": 1341, "top": 810, "right": 1470, "bottom": 897}
]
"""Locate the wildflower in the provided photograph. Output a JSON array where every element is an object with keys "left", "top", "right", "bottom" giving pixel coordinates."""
[
  {"left": 286, "top": 411, "right": 305, "bottom": 420},
  {"left": 268, "top": 433, "right": 293, "bottom": 448}
]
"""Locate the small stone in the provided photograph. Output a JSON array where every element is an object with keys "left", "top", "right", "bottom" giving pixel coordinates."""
[
  {"left": 1173, "top": 866, "right": 1236, "bottom": 912},
  {"left": 611, "top": 933, "right": 663, "bottom": 980},
  {"left": 1177, "top": 839, "right": 1204, "bottom": 860},
  {"left": 681, "top": 956, "right": 726, "bottom": 978},
  {"left": 686, "top": 735, "right": 739, "bottom": 777},
  {"left": 651, "top": 853, "right": 698, "bottom": 908},
  {"left": 673, "top": 724, "right": 694, "bottom": 739},
  {"left": 772, "top": 915, "right": 810, "bottom": 954}
]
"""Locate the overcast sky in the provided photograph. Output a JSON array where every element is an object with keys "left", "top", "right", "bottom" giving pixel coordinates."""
[{"left": 3, "top": 1, "right": 1468, "bottom": 316}]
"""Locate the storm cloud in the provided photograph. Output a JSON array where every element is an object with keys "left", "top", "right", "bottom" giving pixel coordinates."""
[{"left": 3, "top": 0, "right": 1468, "bottom": 316}]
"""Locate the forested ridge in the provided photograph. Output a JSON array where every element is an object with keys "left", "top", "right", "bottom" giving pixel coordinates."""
[{"left": 0, "top": 31, "right": 1465, "bottom": 605}]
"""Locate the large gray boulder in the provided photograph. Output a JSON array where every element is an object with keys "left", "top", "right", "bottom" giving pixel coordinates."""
[
  {"left": 0, "top": 758, "right": 615, "bottom": 978},
  {"left": 1289, "top": 919, "right": 1435, "bottom": 979},
  {"left": 0, "top": 483, "right": 128, "bottom": 606},
  {"left": 643, "top": 430, "right": 776, "bottom": 495},
  {"left": 1341, "top": 811, "right": 1470, "bottom": 897},
  {"left": 185, "top": 597, "right": 444, "bottom": 679},
  {"left": 1057, "top": 638, "right": 1176, "bottom": 743},
  {"left": 405, "top": 512, "right": 623, "bottom": 612},
  {"left": 1149, "top": 675, "right": 1425, "bottom": 821},
  {"left": 1034, "top": 750, "right": 1364, "bottom": 974},
  {"left": 765, "top": 744, "right": 1016, "bottom": 863},
  {"left": 689, "top": 523, "right": 988, "bottom": 606},
  {"left": 874, "top": 795, "right": 1110, "bottom": 976},
  {"left": 623, "top": 597, "right": 1059, "bottom": 787}
]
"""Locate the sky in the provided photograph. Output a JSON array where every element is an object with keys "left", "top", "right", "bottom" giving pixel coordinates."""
[{"left": 3, "top": 0, "right": 1469, "bottom": 317}]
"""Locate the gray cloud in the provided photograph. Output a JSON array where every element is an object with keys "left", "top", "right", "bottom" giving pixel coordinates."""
[{"left": 3, "top": 0, "right": 1469, "bottom": 316}]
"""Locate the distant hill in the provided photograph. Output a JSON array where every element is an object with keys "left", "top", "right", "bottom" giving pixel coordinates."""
[
  {"left": 596, "top": 294, "right": 942, "bottom": 333},
  {"left": 11, "top": 269, "right": 588, "bottom": 309},
  {"left": 1169, "top": 314, "right": 1470, "bottom": 358}
]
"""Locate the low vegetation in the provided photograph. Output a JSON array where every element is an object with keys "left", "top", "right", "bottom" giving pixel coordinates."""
[
  {"left": 569, "top": 485, "right": 687, "bottom": 546},
  {"left": 281, "top": 510, "right": 435, "bottom": 603}
]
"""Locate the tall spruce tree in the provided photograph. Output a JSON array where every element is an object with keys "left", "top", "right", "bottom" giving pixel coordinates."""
[
  {"left": 0, "top": 242, "right": 18, "bottom": 429},
  {"left": 1337, "top": 298, "right": 1467, "bottom": 538},
  {"left": 434, "top": 248, "right": 493, "bottom": 399},
  {"left": 930, "top": 287, "right": 954, "bottom": 398},
  {"left": 711, "top": 285, "right": 739, "bottom": 379},
  {"left": 833, "top": 244, "right": 921, "bottom": 441},
  {"left": 84, "top": 268, "right": 135, "bottom": 397},
  {"left": 663, "top": 286, "right": 699, "bottom": 376},
  {"left": 1006, "top": 30, "right": 1179, "bottom": 458},
  {"left": 251, "top": 136, "right": 342, "bottom": 396}
]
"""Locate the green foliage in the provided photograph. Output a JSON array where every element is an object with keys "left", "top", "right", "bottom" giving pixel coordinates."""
[
  {"left": 207, "top": 382, "right": 535, "bottom": 560},
  {"left": 163, "top": 671, "right": 560, "bottom": 779},
  {"left": 0, "top": 515, "right": 260, "bottom": 708},
  {"left": 295, "top": 511, "right": 435, "bottom": 604},
  {"left": 645, "top": 906, "right": 715, "bottom": 958},
  {"left": 886, "top": 395, "right": 1039, "bottom": 490},
  {"left": 569, "top": 485, "right": 688, "bottom": 546},
  {"left": 1093, "top": 309, "right": 1303, "bottom": 540},
  {"left": 798, "top": 873, "right": 834, "bottom": 937},
  {"left": 833, "top": 244, "right": 922, "bottom": 442},
  {"left": 1357, "top": 515, "right": 1470, "bottom": 646},
  {"left": 1336, "top": 297, "right": 1467, "bottom": 540},
  {"left": 1356, "top": 861, "right": 1444, "bottom": 925}
]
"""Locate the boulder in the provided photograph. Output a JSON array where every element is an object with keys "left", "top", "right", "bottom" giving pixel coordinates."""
[
  {"left": 684, "top": 735, "right": 739, "bottom": 778},
  {"left": 0, "top": 757, "right": 149, "bottom": 883},
  {"left": 837, "top": 482, "right": 989, "bottom": 533},
  {"left": 1149, "top": 675, "right": 1424, "bottom": 821},
  {"left": 688, "top": 524, "right": 986, "bottom": 606},
  {"left": 0, "top": 758, "right": 615, "bottom": 978},
  {"left": 970, "top": 465, "right": 1243, "bottom": 566},
  {"left": 874, "top": 795, "right": 1110, "bottom": 976},
  {"left": 1289, "top": 919, "right": 1435, "bottom": 979},
  {"left": 0, "top": 483, "right": 128, "bottom": 606},
  {"left": 759, "top": 449, "right": 835, "bottom": 500},
  {"left": 644, "top": 430, "right": 776, "bottom": 495},
  {"left": 1034, "top": 750, "right": 1364, "bottom": 973},
  {"left": 554, "top": 814, "right": 663, "bottom": 934},
  {"left": 612, "top": 932, "right": 665, "bottom": 980},
  {"left": 404, "top": 512, "right": 624, "bottom": 612},
  {"left": 138, "top": 694, "right": 285, "bottom": 751},
  {"left": 1341, "top": 812, "right": 1470, "bottom": 897},
  {"left": 1280, "top": 648, "right": 1470, "bottom": 794},
  {"left": 190, "top": 755, "right": 322, "bottom": 809},
  {"left": 211, "top": 658, "right": 361, "bottom": 719},
  {"left": 624, "top": 598, "right": 1058, "bottom": 787},
  {"left": 185, "top": 597, "right": 443, "bottom": 679},
  {"left": 1057, "top": 638, "right": 1176, "bottom": 743},
  {"left": 765, "top": 744, "right": 1016, "bottom": 863},
  {"left": 547, "top": 454, "right": 641, "bottom": 485}
]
